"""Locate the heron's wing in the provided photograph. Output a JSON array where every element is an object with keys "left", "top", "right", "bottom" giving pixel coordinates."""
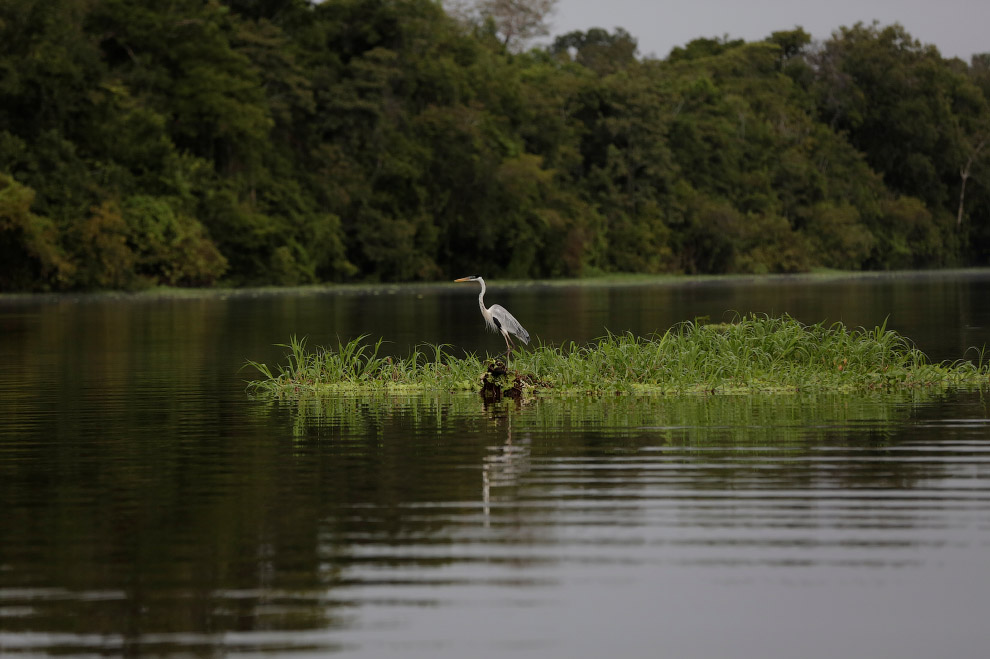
[{"left": 489, "top": 304, "right": 530, "bottom": 344}]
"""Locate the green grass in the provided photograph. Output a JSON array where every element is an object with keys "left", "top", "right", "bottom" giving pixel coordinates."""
[{"left": 245, "top": 314, "right": 990, "bottom": 397}]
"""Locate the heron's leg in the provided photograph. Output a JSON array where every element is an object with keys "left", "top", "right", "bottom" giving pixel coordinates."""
[{"left": 502, "top": 331, "right": 514, "bottom": 361}]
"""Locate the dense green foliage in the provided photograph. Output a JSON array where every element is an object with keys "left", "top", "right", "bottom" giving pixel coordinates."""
[
  {"left": 246, "top": 316, "right": 990, "bottom": 396},
  {"left": 2, "top": 1, "right": 988, "bottom": 291}
]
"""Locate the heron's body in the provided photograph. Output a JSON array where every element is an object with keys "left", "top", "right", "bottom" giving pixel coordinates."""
[{"left": 455, "top": 276, "right": 529, "bottom": 358}]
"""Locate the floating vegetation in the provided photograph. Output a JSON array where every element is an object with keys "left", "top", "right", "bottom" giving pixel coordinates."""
[{"left": 245, "top": 315, "right": 990, "bottom": 398}]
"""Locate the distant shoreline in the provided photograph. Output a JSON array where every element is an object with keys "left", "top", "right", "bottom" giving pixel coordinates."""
[{"left": 4, "top": 268, "right": 990, "bottom": 305}]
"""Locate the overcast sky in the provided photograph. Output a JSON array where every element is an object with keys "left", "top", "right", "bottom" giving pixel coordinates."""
[{"left": 547, "top": 0, "right": 989, "bottom": 62}]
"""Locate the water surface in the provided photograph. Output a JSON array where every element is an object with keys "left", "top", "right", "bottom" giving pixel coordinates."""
[{"left": 3, "top": 272, "right": 990, "bottom": 657}]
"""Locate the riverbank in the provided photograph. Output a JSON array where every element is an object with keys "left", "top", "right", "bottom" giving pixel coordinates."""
[{"left": 7, "top": 268, "right": 990, "bottom": 304}]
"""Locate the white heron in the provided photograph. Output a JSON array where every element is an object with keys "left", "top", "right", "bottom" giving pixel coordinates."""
[{"left": 454, "top": 276, "right": 530, "bottom": 359}]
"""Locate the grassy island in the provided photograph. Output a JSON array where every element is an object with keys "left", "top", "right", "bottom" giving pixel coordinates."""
[{"left": 246, "top": 316, "right": 989, "bottom": 398}]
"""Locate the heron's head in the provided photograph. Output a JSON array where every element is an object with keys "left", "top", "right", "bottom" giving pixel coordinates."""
[{"left": 454, "top": 275, "right": 482, "bottom": 283}]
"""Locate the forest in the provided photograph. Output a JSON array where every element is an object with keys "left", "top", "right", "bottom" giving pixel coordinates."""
[{"left": 1, "top": 0, "right": 989, "bottom": 291}]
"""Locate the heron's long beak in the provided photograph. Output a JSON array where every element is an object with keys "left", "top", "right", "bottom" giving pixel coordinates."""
[{"left": 454, "top": 277, "right": 472, "bottom": 282}]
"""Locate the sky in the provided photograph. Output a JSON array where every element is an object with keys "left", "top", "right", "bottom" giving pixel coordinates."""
[{"left": 547, "top": 0, "right": 989, "bottom": 62}]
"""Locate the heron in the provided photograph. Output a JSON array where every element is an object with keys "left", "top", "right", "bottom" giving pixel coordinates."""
[{"left": 454, "top": 276, "right": 530, "bottom": 360}]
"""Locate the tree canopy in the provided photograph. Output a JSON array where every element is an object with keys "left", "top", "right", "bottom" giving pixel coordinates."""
[{"left": 1, "top": 2, "right": 988, "bottom": 291}]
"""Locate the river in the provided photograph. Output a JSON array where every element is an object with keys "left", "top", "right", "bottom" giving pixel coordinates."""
[{"left": 2, "top": 272, "right": 990, "bottom": 657}]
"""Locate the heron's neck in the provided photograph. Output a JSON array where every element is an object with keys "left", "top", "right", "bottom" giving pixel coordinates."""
[{"left": 477, "top": 278, "right": 487, "bottom": 313}]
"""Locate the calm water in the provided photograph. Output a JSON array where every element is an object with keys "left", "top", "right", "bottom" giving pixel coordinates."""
[{"left": 3, "top": 272, "right": 990, "bottom": 657}]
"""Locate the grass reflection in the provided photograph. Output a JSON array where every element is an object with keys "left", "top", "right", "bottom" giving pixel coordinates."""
[{"left": 266, "top": 388, "right": 936, "bottom": 449}]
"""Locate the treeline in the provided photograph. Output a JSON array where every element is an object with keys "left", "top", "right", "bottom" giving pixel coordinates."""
[{"left": 1, "top": 0, "right": 988, "bottom": 291}]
